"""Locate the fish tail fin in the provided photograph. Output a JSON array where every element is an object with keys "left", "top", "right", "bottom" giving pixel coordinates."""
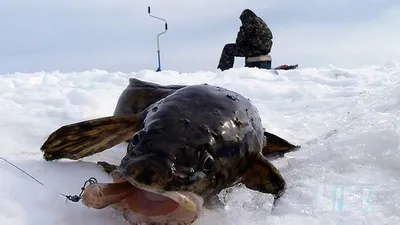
[
  {"left": 41, "top": 114, "right": 143, "bottom": 161},
  {"left": 262, "top": 131, "right": 300, "bottom": 159}
]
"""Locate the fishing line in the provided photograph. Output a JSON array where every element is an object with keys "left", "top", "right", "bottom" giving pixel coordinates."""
[{"left": 0, "top": 156, "right": 97, "bottom": 203}]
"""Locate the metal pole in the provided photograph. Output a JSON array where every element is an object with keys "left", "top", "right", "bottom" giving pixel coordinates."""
[{"left": 148, "top": 6, "right": 168, "bottom": 72}]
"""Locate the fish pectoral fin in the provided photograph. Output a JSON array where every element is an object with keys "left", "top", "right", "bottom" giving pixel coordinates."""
[
  {"left": 41, "top": 113, "right": 144, "bottom": 161},
  {"left": 240, "top": 153, "right": 286, "bottom": 196},
  {"left": 97, "top": 161, "right": 127, "bottom": 183},
  {"left": 262, "top": 131, "right": 300, "bottom": 158},
  {"left": 97, "top": 161, "right": 119, "bottom": 175}
]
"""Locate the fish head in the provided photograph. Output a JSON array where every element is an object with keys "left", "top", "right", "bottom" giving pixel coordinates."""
[{"left": 118, "top": 118, "right": 220, "bottom": 198}]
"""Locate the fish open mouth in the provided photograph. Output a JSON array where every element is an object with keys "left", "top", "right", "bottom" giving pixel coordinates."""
[{"left": 81, "top": 177, "right": 201, "bottom": 218}]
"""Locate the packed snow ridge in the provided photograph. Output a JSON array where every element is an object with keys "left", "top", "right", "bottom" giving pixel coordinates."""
[{"left": 0, "top": 64, "right": 399, "bottom": 225}]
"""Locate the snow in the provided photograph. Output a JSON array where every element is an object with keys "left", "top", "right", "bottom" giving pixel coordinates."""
[{"left": 1, "top": 65, "right": 400, "bottom": 225}]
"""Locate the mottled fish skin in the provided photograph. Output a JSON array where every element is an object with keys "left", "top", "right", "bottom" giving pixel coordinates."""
[{"left": 119, "top": 84, "right": 278, "bottom": 199}]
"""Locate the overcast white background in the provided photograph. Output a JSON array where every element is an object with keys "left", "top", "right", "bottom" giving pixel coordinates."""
[{"left": 1, "top": 0, "right": 399, "bottom": 74}]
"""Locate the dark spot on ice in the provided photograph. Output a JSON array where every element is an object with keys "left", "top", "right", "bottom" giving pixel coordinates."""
[{"left": 152, "top": 107, "right": 158, "bottom": 112}]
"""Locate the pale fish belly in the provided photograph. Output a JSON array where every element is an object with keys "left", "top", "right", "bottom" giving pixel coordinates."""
[{"left": 116, "top": 192, "right": 204, "bottom": 225}]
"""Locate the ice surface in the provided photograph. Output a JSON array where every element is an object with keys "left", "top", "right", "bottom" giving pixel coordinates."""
[{"left": 0, "top": 66, "right": 399, "bottom": 224}]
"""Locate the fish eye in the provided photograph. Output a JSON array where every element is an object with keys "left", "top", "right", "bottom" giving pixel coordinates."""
[
  {"left": 202, "top": 155, "right": 214, "bottom": 172},
  {"left": 131, "top": 133, "right": 141, "bottom": 146},
  {"left": 127, "top": 131, "right": 143, "bottom": 153}
]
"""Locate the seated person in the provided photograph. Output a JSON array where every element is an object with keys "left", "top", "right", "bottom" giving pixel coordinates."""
[{"left": 217, "top": 9, "right": 273, "bottom": 71}]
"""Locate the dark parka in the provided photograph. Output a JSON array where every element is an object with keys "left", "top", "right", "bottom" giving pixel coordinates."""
[{"left": 236, "top": 9, "right": 273, "bottom": 56}]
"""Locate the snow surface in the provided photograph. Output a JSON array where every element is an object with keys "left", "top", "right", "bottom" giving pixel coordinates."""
[{"left": 1, "top": 65, "right": 400, "bottom": 225}]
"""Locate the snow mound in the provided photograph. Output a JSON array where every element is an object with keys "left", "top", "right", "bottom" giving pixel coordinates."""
[{"left": 0, "top": 65, "right": 399, "bottom": 224}]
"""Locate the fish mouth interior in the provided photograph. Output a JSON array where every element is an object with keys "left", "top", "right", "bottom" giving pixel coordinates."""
[{"left": 81, "top": 177, "right": 200, "bottom": 217}]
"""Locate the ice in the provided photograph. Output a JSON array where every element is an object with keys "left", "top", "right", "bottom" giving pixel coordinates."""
[{"left": 0, "top": 65, "right": 399, "bottom": 224}]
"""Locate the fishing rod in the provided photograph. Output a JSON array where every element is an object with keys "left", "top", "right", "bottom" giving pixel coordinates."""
[{"left": 148, "top": 6, "right": 168, "bottom": 72}]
